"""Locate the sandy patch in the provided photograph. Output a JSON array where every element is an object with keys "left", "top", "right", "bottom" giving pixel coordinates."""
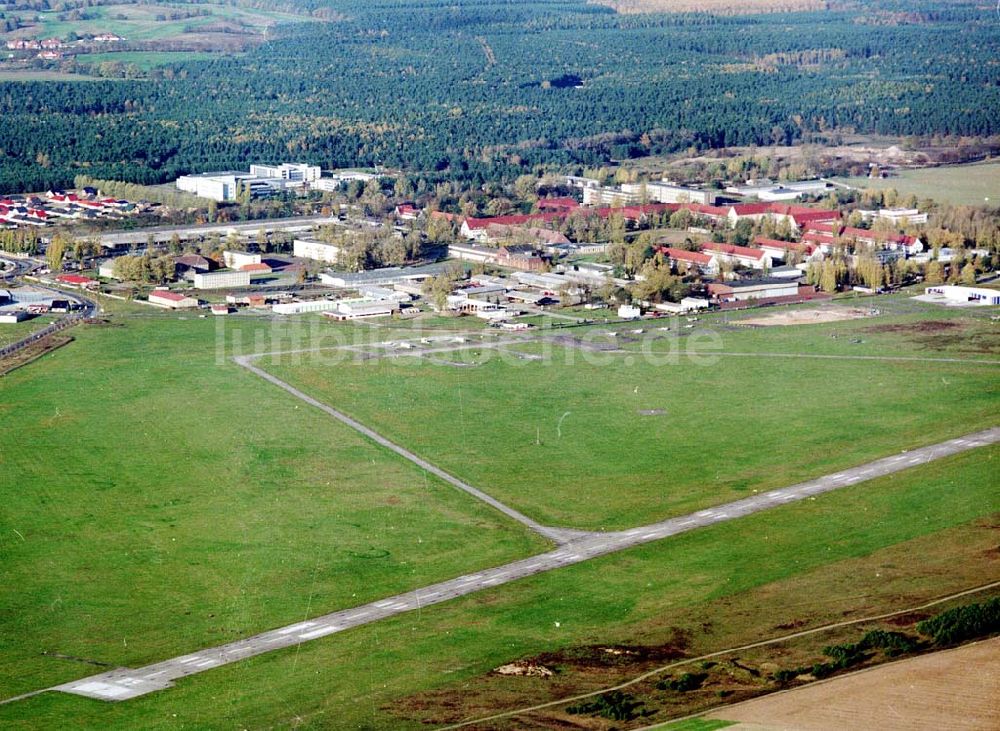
[
  {"left": 708, "top": 637, "right": 1000, "bottom": 730},
  {"left": 740, "top": 308, "right": 872, "bottom": 327}
]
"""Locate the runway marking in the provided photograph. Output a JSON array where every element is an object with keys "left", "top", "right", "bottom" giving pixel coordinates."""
[
  {"left": 276, "top": 622, "right": 316, "bottom": 635},
  {"left": 298, "top": 626, "right": 341, "bottom": 640}
]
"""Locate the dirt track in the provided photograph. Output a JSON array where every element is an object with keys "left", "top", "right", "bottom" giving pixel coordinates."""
[{"left": 707, "top": 637, "right": 1000, "bottom": 730}]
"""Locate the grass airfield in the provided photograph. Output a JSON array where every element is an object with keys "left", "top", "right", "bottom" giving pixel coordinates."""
[{"left": 0, "top": 296, "right": 996, "bottom": 728}]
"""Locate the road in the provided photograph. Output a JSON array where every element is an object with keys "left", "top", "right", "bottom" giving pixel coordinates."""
[{"left": 46, "top": 351, "right": 999, "bottom": 704}]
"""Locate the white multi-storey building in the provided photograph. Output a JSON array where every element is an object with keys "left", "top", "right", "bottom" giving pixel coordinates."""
[{"left": 293, "top": 239, "right": 341, "bottom": 264}]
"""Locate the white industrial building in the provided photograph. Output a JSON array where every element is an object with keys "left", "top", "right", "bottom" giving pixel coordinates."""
[
  {"left": 294, "top": 239, "right": 341, "bottom": 264},
  {"left": 193, "top": 270, "right": 251, "bottom": 289},
  {"left": 176, "top": 162, "right": 322, "bottom": 202},
  {"left": 249, "top": 163, "right": 320, "bottom": 183},
  {"left": 725, "top": 179, "right": 833, "bottom": 201},
  {"left": 272, "top": 299, "right": 342, "bottom": 315},
  {"left": 175, "top": 171, "right": 284, "bottom": 202},
  {"left": 223, "top": 250, "right": 262, "bottom": 269},
  {"left": 317, "top": 263, "right": 448, "bottom": 288},
  {"left": 921, "top": 286, "right": 1000, "bottom": 306},
  {"left": 621, "top": 180, "right": 716, "bottom": 205},
  {"left": 323, "top": 298, "right": 400, "bottom": 320},
  {"left": 859, "top": 208, "right": 929, "bottom": 225}
]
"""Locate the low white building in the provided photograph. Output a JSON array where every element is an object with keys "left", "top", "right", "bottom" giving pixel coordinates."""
[
  {"left": 294, "top": 239, "right": 341, "bottom": 264},
  {"left": 193, "top": 270, "right": 251, "bottom": 289},
  {"left": 0, "top": 311, "right": 28, "bottom": 323},
  {"left": 448, "top": 242, "right": 498, "bottom": 264},
  {"left": 323, "top": 298, "right": 400, "bottom": 320},
  {"left": 272, "top": 299, "right": 341, "bottom": 315},
  {"left": 148, "top": 290, "right": 199, "bottom": 308},
  {"left": 725, "top": 179, "right": 832, "bottom": 201},
  {"left": 922, "top": 286, "right": 1000, "bottom": 306},
  {"left": 618, "top": 304, "right": 642, "bottom": 319}
]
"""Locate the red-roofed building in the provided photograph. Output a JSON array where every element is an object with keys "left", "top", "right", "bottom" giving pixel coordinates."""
[
  {"left": 148, "top": 290, "right": 199, "bottom": 308},
  {"left": 240, "top": 262, "right": 273, "bottom": 274},
  {"left": 677, "top": 203, "right": 730, "bottom": 222},
  {"left": 658, "top": 247, "right": 719, "bottom": 276},
  {"left": 802, "top": 223, "right": 923, "bottom": 255},
  {"left": 753, "top": 237, "right": 823, "bottom": 262},
  {"left": 701, "top": 242, "right": 770, "bottom": 270},
  {"left": 460, "top": 212, "right": 563, "bottom": 241},
  {"left": 537, "top": 197, "right": 580, "bottom": 213},
  {"left": 725, "top": 203, "right": 839, "bottom": 230},
  {"left": 55, "top": 274, "right": 98, "bottom": 289},
  {"left": 395, "top": 203, "right": 420, "bottom": 220}
]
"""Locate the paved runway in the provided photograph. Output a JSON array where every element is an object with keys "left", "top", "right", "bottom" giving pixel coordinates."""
[{"left": 51, "top": 423, "right": 999, "bottom": 702}]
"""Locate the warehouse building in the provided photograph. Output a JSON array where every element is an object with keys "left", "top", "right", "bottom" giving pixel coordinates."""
[{"left": 193, "top": 270, "right": 251, "bottom": 289}]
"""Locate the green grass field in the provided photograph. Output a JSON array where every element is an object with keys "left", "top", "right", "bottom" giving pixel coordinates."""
[
  {"left": 0, "top": 316, "right": 545, "bottom": 698},
  {"left": 833, "top": 160, "right": 1000, "bottom": 206},
  {"left": 265, "top": 303, "right": 1000, "bottom": 529},
  {"left": 0, "top": 444, "right": 995, "bottom": 728}
]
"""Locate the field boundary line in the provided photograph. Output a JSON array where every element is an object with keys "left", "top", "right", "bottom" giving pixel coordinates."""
[{"left": 439, "top": 579, "right": 1000, "bottom": 729}]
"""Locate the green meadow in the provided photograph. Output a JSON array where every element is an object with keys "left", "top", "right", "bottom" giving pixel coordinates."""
[
  {"left": 0, "top": 316, "right": 545, "bottom": 698},
  {"left": 0, "top": 444, "right": 995, "bottom": 728},
  {"left": 266, "top": 304, "right": 1000, "bottom": 530}
]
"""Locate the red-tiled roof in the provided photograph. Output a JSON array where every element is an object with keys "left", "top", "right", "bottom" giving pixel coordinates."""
[
  {"left": 240, "top": 263, "right": 272, "bottom": 272},
  {"left": 658, "top": 247, "right": 714, "bottom": 265},
  {"left": 149, "top": 290, "right": 188, "bottom": 302},
  {"left": 536, "top": 197, "right": 579, "bottom": 211},
  {"left": 679, "top": 203, "right": 730, "bottom": 217},
  {"left": 701, "top": 242, "right": 767, "bottom": 260},
  {"left": 463, "top": 212, "right": 563, "bottom": 229},
  {"left": 55, "top": 274, "right": 94, "bottom": 285},
  {"left": 753, "top": 237, "right": 818, "bottom": 254},
  {"left": 802, "top": 233, "right": 838, "bottom": 246}
]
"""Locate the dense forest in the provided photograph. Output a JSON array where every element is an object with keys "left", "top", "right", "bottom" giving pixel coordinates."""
[{"left": 0, "top": 0, "right": 998, "bottom": 192}]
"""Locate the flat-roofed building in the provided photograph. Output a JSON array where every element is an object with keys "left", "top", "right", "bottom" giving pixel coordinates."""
[
  {"left": 621, "top": 181, "right": 716, "bottom": 205},
  {"left": 193, "top": 270, "right": 250, "bottom": 289},
  {"left": 249, "top": 163, "right": 321, "bottom": 183}
]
